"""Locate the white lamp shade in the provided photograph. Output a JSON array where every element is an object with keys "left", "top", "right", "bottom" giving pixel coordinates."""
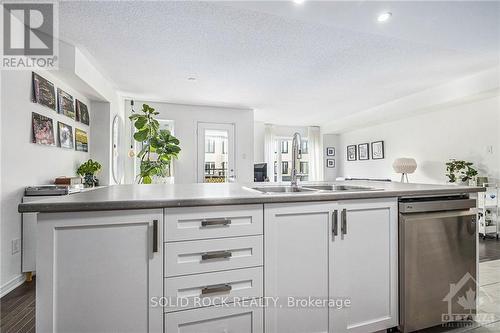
[{"left": 393, "top": 158, "right": 417, "bottom": 174}]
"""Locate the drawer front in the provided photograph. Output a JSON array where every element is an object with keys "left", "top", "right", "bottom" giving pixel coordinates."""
[
  {"left": 165, "top": 236, "right": 263, "bottom": 277},
  {"left": 165, "top": 304, "right": 263, "bottom": 333},
  {"left": 165, "top": 205, "right": 263, "bottom": 241},
  {"left": 164, "top": 267, "right": 263, "bottom": 312}
]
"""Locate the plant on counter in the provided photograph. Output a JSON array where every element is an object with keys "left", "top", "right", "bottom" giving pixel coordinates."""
[
  {"left": 77, "top": 159, "right": 102, "bottom": 187},
  {"left": 129, "top": 104, "right": 181, "bottom": 184},
  {"left": 445, "top": 159, "right": 478, "bottom": 184}
]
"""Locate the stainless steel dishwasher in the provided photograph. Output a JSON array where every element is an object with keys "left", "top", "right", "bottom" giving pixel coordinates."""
[{"left": 399, "top": 195, "right": 477, "bottom": 333}]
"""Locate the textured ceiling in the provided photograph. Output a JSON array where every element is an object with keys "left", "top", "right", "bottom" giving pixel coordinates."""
[{"left": 58, "top": 1, "right": 500, "bottom": 126}]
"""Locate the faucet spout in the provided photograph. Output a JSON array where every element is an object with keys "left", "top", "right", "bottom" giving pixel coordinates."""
[{"left": 291, "top": 132, "right": 302, "bottom": 187}]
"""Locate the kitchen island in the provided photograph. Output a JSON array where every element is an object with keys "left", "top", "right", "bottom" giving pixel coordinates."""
[{"left": 18, "top": 181, "right": 484, "bottom": 333}]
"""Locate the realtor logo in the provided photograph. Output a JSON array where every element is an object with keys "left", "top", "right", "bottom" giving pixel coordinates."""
[{"left": 1, "top": 2, "right": 58, "bottom": 69}]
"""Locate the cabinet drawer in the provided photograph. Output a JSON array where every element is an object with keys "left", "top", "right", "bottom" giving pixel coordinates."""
[
  {"left": 165, "top": 236, "right": 263, "bottom": 277},
  {"left": 165, "top": 304, "right": 263, "bottom": 333},
  {"left": 164, "top": 267, "right": 263, "bottom": 312},
  {"left": 165, "top": 205, "right": 263, "bottom": 241}
]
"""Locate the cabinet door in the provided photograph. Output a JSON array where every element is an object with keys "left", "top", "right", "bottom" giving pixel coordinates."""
[
  {"left": 330, "top": 198, "right": 398, "bottom": 333},
  {"left": 265, "top": 202, "right": 334, "bottom": 333},
  {"left": 37, "top": 210, "right": 163, "bottom": 333}
]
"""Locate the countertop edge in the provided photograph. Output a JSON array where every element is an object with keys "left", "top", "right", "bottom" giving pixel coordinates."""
[{"left": 18, "top": 187, "right": 485, "bottom": 214}]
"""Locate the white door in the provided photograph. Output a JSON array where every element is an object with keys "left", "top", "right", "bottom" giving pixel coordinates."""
[
  {"left": 265, "top": 202, "right": 333, "bottom": 333},
  {"left": 197, "top": 122, "right": 235, "bottom": 183},
  {"left": 36, "top": 210, "right": 163, "bottom": 333},
  {"left": 329, "top": 198, "right": 398, "bottom": 333}
]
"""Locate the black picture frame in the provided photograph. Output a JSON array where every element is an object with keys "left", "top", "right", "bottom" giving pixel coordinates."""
[
  {"left": 347, "top": 145, "right": 357, "bottom": 161},
  {"left": 358, "top": 143, "right": 369, "bottom": 160},
  {"left": 326, "top": 147, "right": 335, "bottom": 156},
  {"left": 371, "top": 141, "right": 385, "bottom": 160},
  {"left": 326, "top": 159, "right": 335, "bottom": 168}
]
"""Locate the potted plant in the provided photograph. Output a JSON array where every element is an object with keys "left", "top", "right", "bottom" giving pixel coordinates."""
[
  {"left": 445, "top": 159, "right": 478, "bottom": 185},
  {"left": 77, "top": 159, "right": 102, "bottom": 187},
  {"left": 129, "top": 104, "right": 181, "bottom": 184}
]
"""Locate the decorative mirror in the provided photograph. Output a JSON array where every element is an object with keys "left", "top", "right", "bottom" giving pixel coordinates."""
[{"left": 112, "top": 115, "right": 124, "bottom": 184}]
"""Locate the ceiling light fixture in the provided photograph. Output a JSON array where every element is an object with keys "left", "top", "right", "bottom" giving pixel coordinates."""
[
  {"left": 377, "top": 12, "right": 392, "bottom": 22},
  {"left": 187, "top": 77, "right": 197, "bottom": 81},
  {"left": 293, "top": 0, "right": 305, "bottom": 5}
]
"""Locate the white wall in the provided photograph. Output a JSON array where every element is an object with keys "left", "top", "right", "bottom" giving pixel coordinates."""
[
  {"left": 125, "top": 101, "right": 254, "bottom": 184},
  {"left": 339, "top": 96, "right": 500, "bottom": 184},
  {"left": 0, "top": 70, "right": 91, "bottom": 294},
  {"left": 254, "top": 121, "right": 265, "bottom": 163}
]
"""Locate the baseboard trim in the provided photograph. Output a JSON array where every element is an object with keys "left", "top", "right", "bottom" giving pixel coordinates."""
[{"left": 0, "top": 274, "right": 26, "bottom": 298}]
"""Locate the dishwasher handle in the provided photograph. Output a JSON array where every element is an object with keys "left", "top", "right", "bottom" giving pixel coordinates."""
[{"left": 399, "top": 198, "right": 476, "bottom": 213}]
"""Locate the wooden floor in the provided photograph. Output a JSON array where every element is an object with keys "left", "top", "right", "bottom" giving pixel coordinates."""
[
  {"left": 479, "top": 237, "right": 500, "bottom": 262},
  {"left": 0, "top": 278, "right": 35, "bottom": 333},
  {"left": 0, "top": 239, "right": 498, "bottom": 332}
]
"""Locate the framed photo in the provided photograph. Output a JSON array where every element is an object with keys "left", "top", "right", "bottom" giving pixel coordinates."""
[
  {"left": 326, "top": 147, "right": 335, "bottom": 156},
  {"left": 327, "top": 159, "right": 335, "bottom": 168},
  {"left": 32, "top": 72, "right": 56, "bottom": 110},
  {"left": 58, "top": 122, "right": 74, "bottom": 149},
  {"left": 57, "top": 88, "right": 75, "bottom": 119},
  {"left": 347, "top": 145, "right": 357, "bottom": 161},
  {"left": 358, "top": 143, "right": 369, "bottom": 160},
  {"left": 75, "top": 128, "right": 89, "bottom": 152},
  {"left": 76, "top": 99, "right": 90, "bottom": 125},
  {"left": 32, "top": 112, "right": 55, "bottom": 146},
  {"left": 371, "top": 141, "right": 385, "bottom": 160}
]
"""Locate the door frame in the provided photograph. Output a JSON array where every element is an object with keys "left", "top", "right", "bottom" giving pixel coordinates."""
[{"left": 196, "top": 122, "right": 235, "bottom": 183}]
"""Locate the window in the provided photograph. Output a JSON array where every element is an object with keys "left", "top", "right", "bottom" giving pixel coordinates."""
[
  {"left": 205, "top": 162, "right": 215, "bottom": 175},
  {"left": 300, "top": 161, "right": 309, "bottom": 174},
  {"left": 281, "top": 141, "right": 288, "bottom": 154},
  {"left": 301, "top": 140, "right": 308, "bottom": 154},
  {"left": 222, "top": 141, "right": 227, "bottom": 154},
  {"left": 205, "top": 139, "right": 215, "bottom": 153},
  {"left": 282, "top": 161, "right": 289, "bottom": 175}
]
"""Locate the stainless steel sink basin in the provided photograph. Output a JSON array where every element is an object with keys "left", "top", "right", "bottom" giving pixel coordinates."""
[
  {"left": 251, "top": 186, "right": 317, "bottom": 194},
  {"left": 303, "top": 185, "right": 378, "bottom": 191}
]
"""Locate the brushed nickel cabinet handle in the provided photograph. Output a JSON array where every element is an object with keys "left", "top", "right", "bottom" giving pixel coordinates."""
[
  {"left": 201, "top": 283, "right": 232, "bottom": 295},
  {"left": 341, "top": 209, "right": 347, "bottom": 235},
  {"left": 152, "top": 219, "right": 158, "bottom": 253},
  {"left": 201, "top": 218, "right": 232, "bottom": 228},
  {"left": 332, "top": 210, "right": 338, "bottom": 236},
  {"left": 201, "top": 250, "right": 232, "bottom": 261}
]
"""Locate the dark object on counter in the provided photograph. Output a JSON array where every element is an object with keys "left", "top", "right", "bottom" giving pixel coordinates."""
[
  {"left": 55, "top": 177, "right": 82, "bottom": 186},
  {"left": 345, "top": 177, "right": 392, "bottom": 182},
  {"left": 254, "top": 163, "right": 267, "bottom": 182},
  {"left": 25, "top": 185, "right": 80, "bottom": 196}
]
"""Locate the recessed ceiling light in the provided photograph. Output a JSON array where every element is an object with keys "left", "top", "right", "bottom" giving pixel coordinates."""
[
  {"left": 377, "top": 12, "right": 392, "bottom": 22},
  {"left": 293, "top": 0, "right": 305, "bottom": 5}
]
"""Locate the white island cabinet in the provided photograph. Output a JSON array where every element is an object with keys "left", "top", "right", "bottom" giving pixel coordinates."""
[
  {"left": 265, "top": 198, "right": 398, "bottom": 333},
  {"left": 36, "top": 210, "right": 163, "bottom": 333}
]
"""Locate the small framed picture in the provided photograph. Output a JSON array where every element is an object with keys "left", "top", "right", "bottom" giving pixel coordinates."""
[
  {"left": 58, "top": 122, "right": 74, "bottom": 149},
  {"left": 347, "top": 145, "right": 357, "bottom": 161},
  {"left": 358, "top": 143, "right": 369, "bottom": 160},
  {"left": 327, "top": 159, "right": 335, "bottom": 168},
  {"left": 371, "top": 141, "right": 385, "bottom": 160},
  {"left": 326, "top": 147, "right": 335, "bottom": 156}
]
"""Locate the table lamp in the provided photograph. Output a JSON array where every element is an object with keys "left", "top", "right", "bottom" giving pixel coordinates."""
[{"left": 393, "top": 158, "right": 417, "bottom": 183}]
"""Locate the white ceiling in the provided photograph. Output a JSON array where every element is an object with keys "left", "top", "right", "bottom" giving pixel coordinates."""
[{"left": 58, "top": 1, "right": 500, "bottom": 127}]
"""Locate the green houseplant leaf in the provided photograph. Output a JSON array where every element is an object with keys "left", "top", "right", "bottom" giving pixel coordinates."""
[{"left": 129, "top": 104, "right": 181, "bottom": 184}]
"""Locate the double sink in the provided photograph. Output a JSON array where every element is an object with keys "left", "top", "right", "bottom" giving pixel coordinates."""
[{"left": 251, "top": 184, "right": 380, "bottom": 194}]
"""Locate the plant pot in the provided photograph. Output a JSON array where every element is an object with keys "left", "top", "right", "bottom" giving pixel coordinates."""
[{"left": 83, "top": 173, "right": 97, "bottom": 188}]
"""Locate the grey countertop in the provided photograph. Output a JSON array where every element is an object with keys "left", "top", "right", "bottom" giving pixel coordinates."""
[{"left": 18, "top": 181, "right": 485, "bottom": 213}]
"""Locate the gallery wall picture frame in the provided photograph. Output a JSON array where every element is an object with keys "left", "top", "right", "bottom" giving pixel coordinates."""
[
  {"left": 371, "top": 141, "right": 385, "bottom": 160},
  {"left": 32, "top": 72, "right": 56, "bottom": 111},
  {"left": 347, "top": 145, "right": 357, "bottom": 161},
  {"left": 358, "top": 143, "right": 369, "bottom": 160},
  {"left": 32, "top": 112, "right": 55, "bottom": 146},
  {"left": 76, "top": 99, "right": 90, "bottom": 125},
  {"left": 326, "top": 147, "right": 335, "bottom": 156},
  {"left": 327, "top": 159, "right": 335, "bottom": 168},
  {"left": 58, "top": 122, "right": 74, "bottom": 149},
  {"left": 57, "top": 88, "right": 75, "bottom": 120},
  {"left": 75, "top": 128, "right": 89, "bottom": 152}
]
